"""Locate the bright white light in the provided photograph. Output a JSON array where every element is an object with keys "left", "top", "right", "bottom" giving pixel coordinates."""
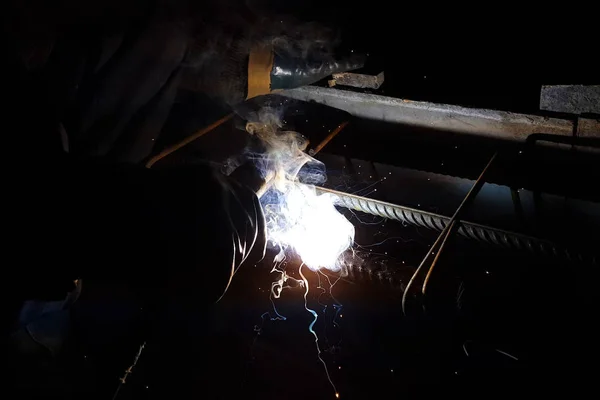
[
  {"left": 273, "top": 66, "right": 293, "bottom": 76},
  {"left": 248, "top": 106, "right": 354, "bottom": 271},
  {"left": 263, "top": 182, "right": 354, "bottom": 272}
]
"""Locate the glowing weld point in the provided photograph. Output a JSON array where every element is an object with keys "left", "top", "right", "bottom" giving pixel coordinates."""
[{"left": 265, "top": 184, "right": 354, "bottom": 271}]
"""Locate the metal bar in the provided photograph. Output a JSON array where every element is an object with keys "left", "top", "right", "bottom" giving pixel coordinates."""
[
  {"left": 329, "top": 71, "right": 385, "bottom": 89},
  {"left": 281, "top": 87, "right": 575, "bottom": 142},
  {"left": 146, "top": 113, "right": 234, "bottom": 168},
  {"left": 402, "top": 153, "right": 496, "bottom": 314},
  {"left": 313, "top": 185, "right": 596, "bottom": 265},
  {"left": 310, "top": 121, "right": 350, "bottom": 156},
  {"left": 421, "top": 153, "right": 497, "bottom": 294}
]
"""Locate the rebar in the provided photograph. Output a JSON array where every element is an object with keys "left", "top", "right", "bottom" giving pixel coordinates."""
[{"left": 314, "top": 186, "right": 597, "bottom": 265}]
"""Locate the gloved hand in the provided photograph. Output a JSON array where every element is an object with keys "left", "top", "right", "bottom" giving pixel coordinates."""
[
  {"left": 145, "top": 165, "right": 267, "bottom": 307},
  {"left": 180, "top": 22, "right": 365, "bottom": 105}
]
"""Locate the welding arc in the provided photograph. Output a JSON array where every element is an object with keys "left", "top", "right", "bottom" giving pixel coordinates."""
[{"left": 401, "top": 153, "right": 496, "bottom": 314}]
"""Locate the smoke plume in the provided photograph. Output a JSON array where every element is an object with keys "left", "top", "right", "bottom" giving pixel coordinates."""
[{"left": 247, "top": 107, "right": 354, "bottom": 271}]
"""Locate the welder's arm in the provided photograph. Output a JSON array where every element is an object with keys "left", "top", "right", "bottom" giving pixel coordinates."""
[{"left": 13, "top": 155, "right": 265, "bottom": 306}]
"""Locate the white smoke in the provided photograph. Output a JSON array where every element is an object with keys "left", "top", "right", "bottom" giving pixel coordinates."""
[{"left": 247, "top": 107, "right": 354, "bottom": 271}]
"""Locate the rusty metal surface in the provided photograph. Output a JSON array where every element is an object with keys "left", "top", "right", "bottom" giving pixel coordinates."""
[
  {"left": 540, "top": 85, "right": 600, "bottom": 114},
  {"left": 309, "top": 121, "right": 350, "bottom": 156},
  {"left": 281, "top": 87, "right": 575, "bottom": 142},
  {"left": 329, "top": 71, "right": 385, "bottom": 89},
  {"left": 576, "top": 117, "right": 600, "bottom": 153},
  {"left": 578, "top": 117, "right": 600, "bottom": 135}
]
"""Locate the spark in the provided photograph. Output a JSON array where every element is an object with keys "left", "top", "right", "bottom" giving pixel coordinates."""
[
  {"left": 252, "top": 107, "right": 354, "bottom": 271},
  {"left": 248, "top": 107, "right": 352, "bottom": 397},
  {"left": 496, "top": 349, "right": 519, "bottom": 361},
  {"left": 299, "top": 264, "right": 339, "bottom": 398},
  {"left": 319, "top": 271, "right": 343, "bottom": 328},
  {"left": 268, "top": 265, "right": 291, "bottom": 320},
  {"left": 352, "top": 178, "right": 383, "bottom": 196},
  {"left": 462, "top": 341, "right": 470, "bottom": 357}
]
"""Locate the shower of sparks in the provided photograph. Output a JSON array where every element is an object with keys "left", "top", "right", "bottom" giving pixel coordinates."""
[
  {"left": 246, "top": 106, "right": 353, "bottom": 399},
  {"left": 299, "top": 264, "right": 340, "bottom": 398},
  {"left": 249, "top": 106, "right": 355, "bottom": 272}
]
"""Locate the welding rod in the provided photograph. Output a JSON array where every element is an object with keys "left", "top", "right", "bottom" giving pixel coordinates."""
[
  {"left": 309, "top": 121, "right": 350, "bottom": 156},
  {"left": 311, "top": 185, "right": 596, "bottom": 265},
  {"left": 421, "top": 153, "right": 497, "bottom": 294},
  {"left": 398, "top": 153, "right": 496, "bottom": 313},
  {"left": 146, "top": 113, "right": 234, "bottom": 168}
]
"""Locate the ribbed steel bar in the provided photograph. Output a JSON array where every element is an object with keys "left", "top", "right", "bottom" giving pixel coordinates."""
[{"left": 314, "top": 186, "right": 596, "bottom": 265}]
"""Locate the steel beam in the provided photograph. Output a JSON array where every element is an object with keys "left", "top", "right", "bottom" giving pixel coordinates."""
[
  {"left": 281, "top": 86, "right": 575, "bottom": 142},
  {"left": 540, "top": 85, "right": 600, "bottom": 114}
]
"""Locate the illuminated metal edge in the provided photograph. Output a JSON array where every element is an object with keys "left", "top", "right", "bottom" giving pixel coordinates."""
[
  {"left": 313, "top": 185, "right": 597, "bottom": 265},
  {"left": 281, "top": 86, "right": 574, "bottom": 142}
]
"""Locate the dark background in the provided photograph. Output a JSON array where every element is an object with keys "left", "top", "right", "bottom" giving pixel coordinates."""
[{"left": 5, "top": 1, "right": 599, "bottom": 399}]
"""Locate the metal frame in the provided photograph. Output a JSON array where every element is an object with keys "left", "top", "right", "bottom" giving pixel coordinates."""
[{"left": 281, "top": 86, "right": 576, "bottom": 142}]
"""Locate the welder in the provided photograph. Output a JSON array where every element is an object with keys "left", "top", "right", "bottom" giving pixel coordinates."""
[{"left": 4, "top": 1, "right": 362, "bottom": 396}]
